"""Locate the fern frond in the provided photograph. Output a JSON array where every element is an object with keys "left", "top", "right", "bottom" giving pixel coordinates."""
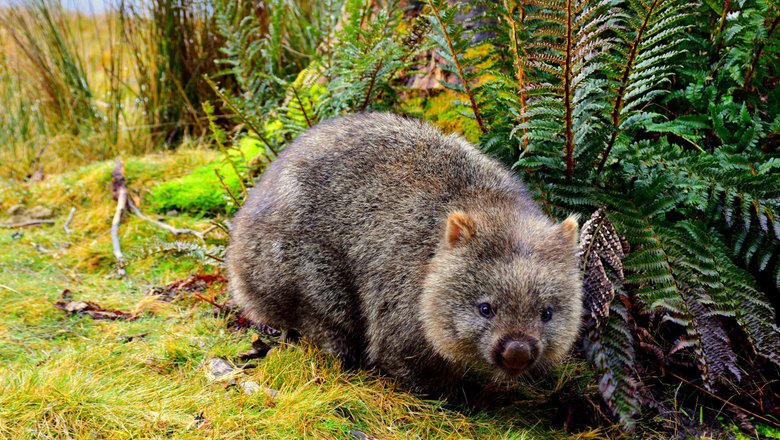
[
  {"left": 513, "top": 0, "right": 620, "bottom": 179},
  {"left": 579, "top": 208, "right": 628, "bottom": 328},
  {"left": 597, "top": 0, "right": 693, "bottom": 173},
  {"left": 584, "top": 292, "right": 641, "bottom": 429}
]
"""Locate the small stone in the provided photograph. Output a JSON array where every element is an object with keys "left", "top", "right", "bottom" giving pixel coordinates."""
[
  {"left": 206, "top": 357, "right": 234, "bottom": 381},
  {"left": 240, "top": 380, "right": 261, "bottom": 395},
  {"left": 350, "top": 430, "right": 378, "bottom": 440},
  {"left": 26, "top": 206, "right": 53, "bottom": 219},
  {"left": 166, "top": 210, "right": 179, "bottom": 217},
  {"left": 264, "top": 387, "right": 279, "bottom": 398}
]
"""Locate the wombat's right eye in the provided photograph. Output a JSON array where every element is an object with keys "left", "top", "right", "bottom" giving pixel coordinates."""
[{"left": 478, "top": 303, "right": 494, "bottom": 318}]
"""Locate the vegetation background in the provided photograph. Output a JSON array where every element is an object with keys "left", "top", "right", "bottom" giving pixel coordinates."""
[{"left": 0, "top": 0, "right": 778, "bottom": 438}]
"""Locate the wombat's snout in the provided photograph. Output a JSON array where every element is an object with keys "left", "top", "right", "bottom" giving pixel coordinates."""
[{"left": 494, "top": 335, "right": 539, "bottom": 374}]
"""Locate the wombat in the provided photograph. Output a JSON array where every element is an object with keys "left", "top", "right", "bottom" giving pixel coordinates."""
[{"left": 227, "top": 113, "right": 583, "bottom": 396}]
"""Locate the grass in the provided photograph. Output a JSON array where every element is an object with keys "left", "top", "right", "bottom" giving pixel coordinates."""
[{"left": 0, "top": 146, "right": 599, "bottom": 439}]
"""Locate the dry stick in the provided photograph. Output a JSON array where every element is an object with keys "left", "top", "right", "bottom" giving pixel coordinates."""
[
  {"left": 0, "top": 219, "right": 55, "bottom": 228},
  {"left": 63, "top": 207, "right": 76, "bottom": 234},
  {"left": 291, "top": 86, "right": 313, "bottom": 127},
  {"left": 111, "top": 159, "right": 127, "bottom": 275},
  {"left": 193, "top": 293, "right": 225, "bottom": 311},
  {"left": 126, "top": 198, "right": 211, "bottom": 240},
  {"left": 32, "top": 243, "right": 52, "bottom": 254}
]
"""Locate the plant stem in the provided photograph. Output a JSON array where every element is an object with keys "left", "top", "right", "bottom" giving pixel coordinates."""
[
  {"left": 427, "top": 0, "right": 487, "bottom": 135},
  {"left": 564, "top": 0, "right": 575, "bottom": 180}
]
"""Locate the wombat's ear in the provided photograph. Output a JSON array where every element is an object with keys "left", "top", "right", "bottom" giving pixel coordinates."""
[
  {"left": 445, "top": 211, "right": 475, "bottom": 248},
  {"left": 561, "top": 214, "right": 579, "bottom": 247}
]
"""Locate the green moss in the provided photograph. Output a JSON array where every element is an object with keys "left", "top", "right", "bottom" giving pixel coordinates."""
[
  {"left": 146, "top": 137, "right": 265, "bottom": 216},
  {"left": 732, "top": 422, "right": 780, "bottom": 439}
]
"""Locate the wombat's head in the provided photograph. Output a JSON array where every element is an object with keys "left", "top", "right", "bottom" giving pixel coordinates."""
[{"left": 420, "top": 209, "right": 583, "bottom": 381}]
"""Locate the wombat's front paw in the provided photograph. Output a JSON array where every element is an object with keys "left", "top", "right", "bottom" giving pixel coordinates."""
[{"left": 280, "top": 328, "right": 301, "bottom": 343}]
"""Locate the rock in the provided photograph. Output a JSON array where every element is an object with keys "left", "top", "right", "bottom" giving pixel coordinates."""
[
  {"left": 165, "top": 210, "right": 179, "bottom": 217},
  {"left": 206, "top": 357, "right": 235, "bottom": 381},
  {"left": 240, "top": 381, "right": 261, "bottom": 395},
  {"left": 350, "top": 430, "right": 378, "bottom": 440},
  {"left": 26, "top": 206, "right": 53, "bottom": 219},
  {"left": 264, "top": 387, "right": 279, "bottom": 398}
]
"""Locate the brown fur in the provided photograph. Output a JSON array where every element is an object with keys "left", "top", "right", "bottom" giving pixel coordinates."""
[{"left": 227, "top": 113, "right": 583, "bottom": 397}]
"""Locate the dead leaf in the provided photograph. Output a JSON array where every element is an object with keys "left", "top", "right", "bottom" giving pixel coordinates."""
[
  {"left": 54, "top": 300, "right": 136, "bottom": 320},
  {"left": 148, "top": 271, "right": 227, "bottom": 302}
]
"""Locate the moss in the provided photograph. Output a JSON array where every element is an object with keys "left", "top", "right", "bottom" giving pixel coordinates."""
[{"left": 146, "top": 137, "right": 265, "bottom": 216}]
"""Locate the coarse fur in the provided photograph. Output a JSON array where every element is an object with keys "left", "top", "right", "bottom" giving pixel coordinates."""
[{"left": 227, "top": 112, "right": 583, "bottom": 397}]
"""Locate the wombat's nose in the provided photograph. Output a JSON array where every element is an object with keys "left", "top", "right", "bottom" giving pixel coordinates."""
[{"left": 501, "top": 339, "right": 538, "bottom": 371}]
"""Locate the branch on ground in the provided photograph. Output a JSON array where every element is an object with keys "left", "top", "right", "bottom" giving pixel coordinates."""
[
  {"left": 111, "top": 158, "right": 128, "bottom": 276},
  {"left": 127, "top": 198, "right": 215, "bottom": 240},
  {"left": 0, "top": 219, "right": 55, "bottom": 228}
]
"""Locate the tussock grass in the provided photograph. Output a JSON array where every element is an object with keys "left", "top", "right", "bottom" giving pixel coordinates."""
[
  {"left": 119, "top": 0, "right": 223, "bottom": 145},
  {"left": 0, "top": 148, "right": 589, "bottom": 439}
]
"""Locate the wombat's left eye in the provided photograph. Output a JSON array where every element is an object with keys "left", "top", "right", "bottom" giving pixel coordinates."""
[
  {"left": 478, "top": 303, "right": 495, "bottom": 318},
  {"left": 541, "top": 306, "right": 553, "bottom": 322}
]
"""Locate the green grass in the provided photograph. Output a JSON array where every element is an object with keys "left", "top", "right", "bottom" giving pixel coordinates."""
[{"left": 0, "top": 147, "right": 591, "bottom": 439}]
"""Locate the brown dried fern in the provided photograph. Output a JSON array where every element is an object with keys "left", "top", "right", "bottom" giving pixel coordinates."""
[{"left": 578, "top": 207, "right": 627, "bottom": 328}]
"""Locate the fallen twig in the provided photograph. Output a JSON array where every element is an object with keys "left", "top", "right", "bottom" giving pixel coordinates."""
[
  {"left": 111, "top": 158, "right": 127, "bottom": 275},
  {"left": 63, "top": 207, "right": 75, "bottom": 234},
  {"left": 126, "top": 198, "right": 212, "bottom": 240},
  {"left": 0, "top": 284, "right": 20, "bottom": 294},
  {"left": 32, "top": 242, "right": 52, "bottom": 254},
  {"left": 193, "top": 292, "right": 226, "bottom": 311},
  {"left": 0, "top": 219, "right": 55, "bottom": 228}
]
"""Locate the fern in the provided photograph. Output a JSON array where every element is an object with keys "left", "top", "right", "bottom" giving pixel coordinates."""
[
  {"left": 579, "top": 208, "right": 640, "bottom": 429},
  {"left": 515, "top": 0, "right": 620, "bottom": 179},
  {"left": 426, "top": 0, "right": 489, "bottom": 134},
  {"left": 214, "top": 0, "right": 341, "bottom": 146},
  {"left": 579, "top": 208, "right": 628, "bottom": 327},
  {"left": 597, "top": 0, "right": 694, "bottom": 173},
  {"left": 320, "top": 1, "right": 427, "bottom": 117},
  {"left": 585, "top": 295, "right": 641, "bottom": 430}
]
